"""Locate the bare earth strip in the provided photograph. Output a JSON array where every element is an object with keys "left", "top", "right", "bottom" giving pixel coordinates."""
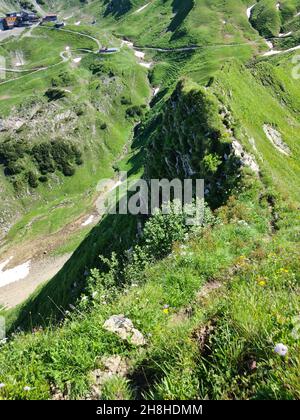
[
  {"left": 0, "top": 254, "right": 71, "bottom": 308},
  {"left": 0, "top": 178, "right": 122, "bottom": 308}
]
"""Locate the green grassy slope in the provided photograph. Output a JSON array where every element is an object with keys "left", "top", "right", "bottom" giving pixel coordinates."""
[
  {"left": 0, "top": 25, "right": 150, "bottom": 247},
  {"left": 0, "top": 0, "right": 300, "bottom": 401},
  {"left": 0, "top": 169, "right": 299, "bottom": 400},
  {"left": 6, "top": 46, "right": 300, "bottom": 331}
]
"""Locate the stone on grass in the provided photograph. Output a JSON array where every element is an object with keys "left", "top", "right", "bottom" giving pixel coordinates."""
[{"left": 103, "top": 315, "right": 146, "bottom": 346}]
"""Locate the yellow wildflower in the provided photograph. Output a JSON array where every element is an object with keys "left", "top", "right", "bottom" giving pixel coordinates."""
[
  {"left": 278, "top": 268, "right": 289, "bottom": 274},
  {"left": 259, "top": 280, "right": 266, "bottom": 286}
]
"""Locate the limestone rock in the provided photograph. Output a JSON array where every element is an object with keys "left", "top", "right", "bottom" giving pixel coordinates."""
[{"left": 103, "top": 314, "right": 146, "bottom": 346}]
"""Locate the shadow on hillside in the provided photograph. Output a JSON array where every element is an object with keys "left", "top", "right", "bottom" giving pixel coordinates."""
[
  {"left": 167, "top": 0, "right": 195, "bottom": 33},
  {"left": 7, "top": 126, "right": 148, "bottom": 332},
  {"left": 103, "top": 0, "right": 133, "bottom": 18},
  {"left": 128, "top": 359, "right": 163, "bottom": 399},
  {"left": 7, "top": 211, "right": 138, "bottom": 333}
]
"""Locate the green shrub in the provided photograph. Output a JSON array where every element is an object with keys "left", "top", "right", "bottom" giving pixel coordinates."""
[
  {"left": 126, "top": 105, "right": 144, "bottom": 119},
  {"left": 202, "top": 153, "right": 222, "bottom": 174},
  {"left": 38, "top": 175, "right": 48, "bottom": 183},
  {"left": 0, "top": 139, "right": 83, "bottom": 188},
  {"left": 45, "top": 87, "right": 67, "bottom": 101},
  {"left": 51, "top": 71, "right": 75, "bottom": 88},
  {"left": 0, "top": 140, "right": 27, "bottom": 165},
  {"left": 6, "top": 161, "right": 24, "bottom": 175},
  {"left": 27, "top": 171, "right": 38, "bottom": 188},
  {"left": 32, "top": 142, "right": 55, "bottom": 174},
  {"left": 137, "top": 200, "right": 214, "bottom": 261},
  {"left": 121, "top": 96, "right": 132, "bottom": 105},
  {"left": 62, "top": 163, "right": 75, "bottom": 176}
]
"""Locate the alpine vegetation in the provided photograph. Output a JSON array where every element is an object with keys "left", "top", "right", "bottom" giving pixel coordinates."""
[{"left": 0, "top": 0, "right": 299, "bottom": 404}]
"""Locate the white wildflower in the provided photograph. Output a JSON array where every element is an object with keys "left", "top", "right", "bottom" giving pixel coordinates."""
[{"left": 274, "top": 343, "right": 288, "bottom": 356}]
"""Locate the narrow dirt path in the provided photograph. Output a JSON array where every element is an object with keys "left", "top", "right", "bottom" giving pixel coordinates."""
[
  {"left": 0, "top": 26, "right": 101, "bottom": 86},
  {"left": 43, "top": 26, "right": 101, "bottom": 49}
]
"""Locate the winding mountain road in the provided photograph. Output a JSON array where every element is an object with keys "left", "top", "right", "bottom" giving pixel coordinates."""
[{"left": 2, "top": 3, "right": 299, "bottom": 87}]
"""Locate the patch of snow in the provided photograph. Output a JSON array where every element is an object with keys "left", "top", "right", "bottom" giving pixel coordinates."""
[
  {"left": 263, "top": 44, "right": 300, "bottom": 56},
  {"left": 153, "top": 87, "right": 160, "bottom": 96},
  {"left": 134, "top": 50, "right": 145, "bottom": 59},
  {"left": 95, "top": 179, "right": 123, "bottom": 215},
  {"left": 121, "top": 40, "right": 134, "bottom": 48},
  {"left": 247, "top": 4, "right": 256, "bottom": 19},
  {"left": 134, "top": 3, "right": 150, "bottom": 14},
  {"left": 140, "top": 62, "right": 152, "bottom": 68},
  {"left": 0, "top": 258, "right": 31, "bottom": 288},
  {"left": 81, "top": 215, "right": 95, "bottom": 227},
  {"left": 279, "top": 31, "right": 292, "bottom": 37},
  {"left": 265, "top": 40, "right": 274, "bottom": 49},
  {"left": 0, "top": 258, "right": 12, "bottom": 272},
  {"left": 73, "top": 57, "right": 82, "bottom": 63},
  {"left": 74, "top": 21, "right": 81, "bottom": 26}
]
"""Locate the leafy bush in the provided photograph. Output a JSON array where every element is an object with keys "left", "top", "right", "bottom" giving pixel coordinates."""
[
  {"left": 33, "top": 140, "right": 82, "bottom": 177},
  {"left": 202, "top": 153, "right": 222, "bottom": 174},
  {"left": 32, "top": 142, "right": 55, "bottom": 175},
  {"left": 126, "top": 105, "right": 145, "bottom": 119},
  {"left": 38, "top": 175, "right": 48, "bottom": 183},
  {"left": 51, "top": 71, "right": 75, "bottom": 88},
  {"left": 45, "top": 87, "right": 67, "bottom": 101},
  {"left": 0, "top": 138, "right": 82, "bottom": 188},
  {"left": 0, "top": 140, "right": 27, "bottom": 165},
  {"left": 27, "top": 171, "right": 38, "bottom": 188},
  {"left": 121, "top": 96, "right": 132, "bottom": 105},
  {"left": 6, "top": 161, "right": 24, "bottom": 175}
]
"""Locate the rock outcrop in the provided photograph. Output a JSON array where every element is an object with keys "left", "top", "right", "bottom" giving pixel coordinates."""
[{"left": 103, "top": 315, "right": 146, "bottom": 346}]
